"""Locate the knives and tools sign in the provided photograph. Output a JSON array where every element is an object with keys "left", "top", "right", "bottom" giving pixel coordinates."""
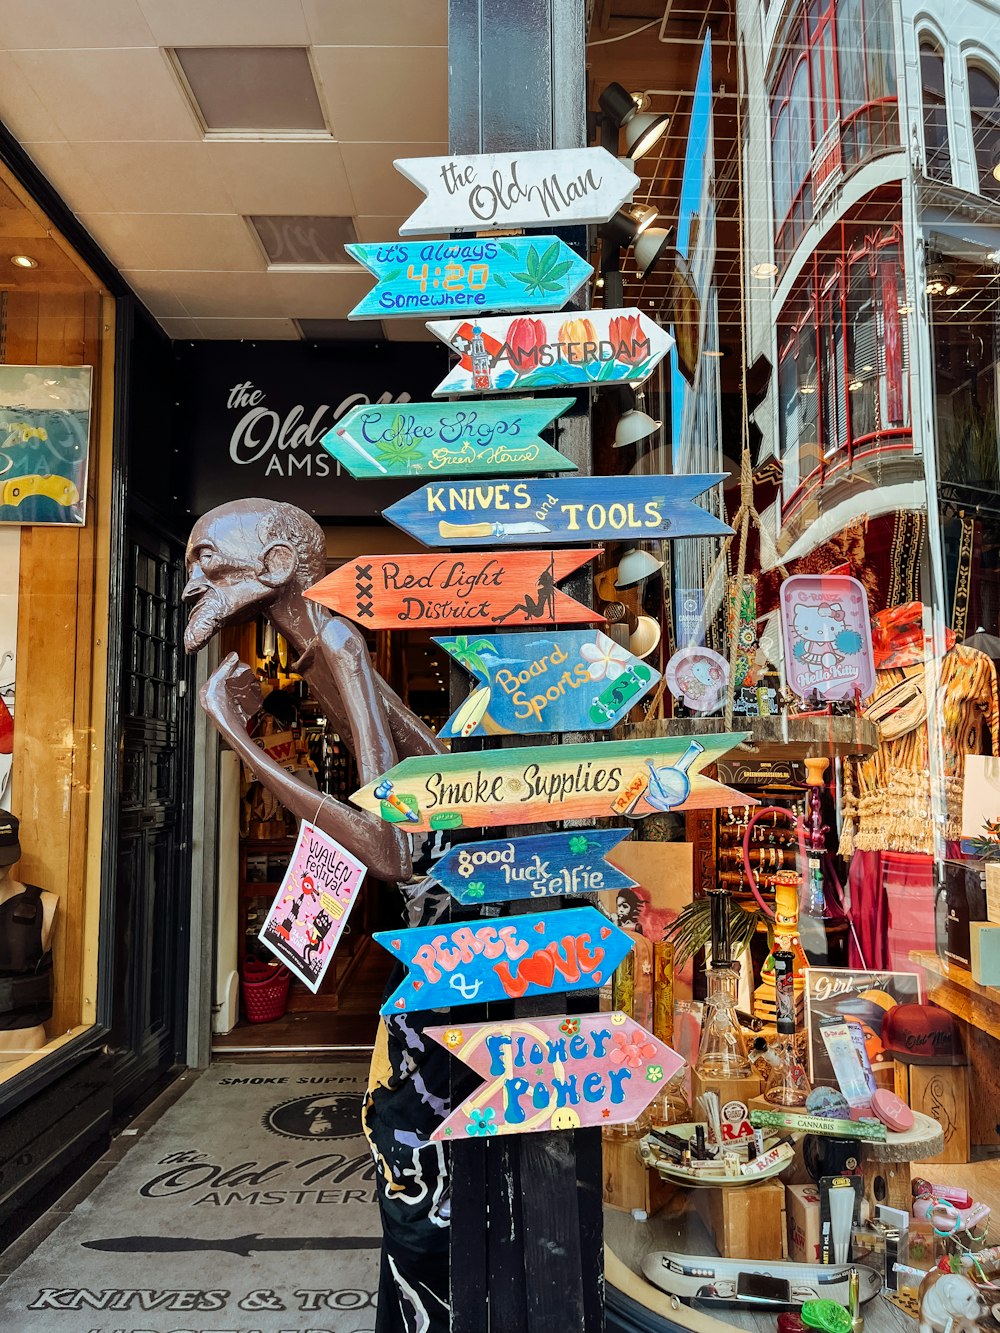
[{"left": 285, "top": 144, "right": 715, "bottom": 1138}]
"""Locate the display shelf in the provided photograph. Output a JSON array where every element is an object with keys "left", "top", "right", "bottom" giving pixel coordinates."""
[
  {"left": 630, "top": 714, "right": 878, "bottom": 760},
  {"left": 910, "top": 949, "right": 1000, "bottom": 1042}
]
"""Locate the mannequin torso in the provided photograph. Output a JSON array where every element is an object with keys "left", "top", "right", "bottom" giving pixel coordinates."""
[{"left": 0, "top": 868, "right": 56, "bottom": 1055}]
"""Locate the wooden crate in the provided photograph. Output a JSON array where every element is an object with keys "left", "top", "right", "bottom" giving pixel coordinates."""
[
  {"left": 894, "top": 1062, "right": 970, "bottom": 1164},
  {"left": 695, "top": 1179, "right": 787, "bottom": 1260},
  {"left": 603, "top": 1136, "right": 673, "bottom": 1218},
  {"left": 691, "top": 1067, "right": 764, "bottom": 1110}
]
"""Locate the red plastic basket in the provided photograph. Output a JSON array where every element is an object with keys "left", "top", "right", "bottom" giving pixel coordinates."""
[{"left": 241, "top": 958, "right": 291, "bottom": 1023}]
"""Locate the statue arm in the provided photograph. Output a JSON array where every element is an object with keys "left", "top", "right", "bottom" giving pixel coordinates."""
[{"left": 202, "top": 653, "right": 413, "bottom": 882}]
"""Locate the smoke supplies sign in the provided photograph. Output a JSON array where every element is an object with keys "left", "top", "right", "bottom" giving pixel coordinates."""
[{"left": 259, "top": 821, "right": 367, "bottom": 992}]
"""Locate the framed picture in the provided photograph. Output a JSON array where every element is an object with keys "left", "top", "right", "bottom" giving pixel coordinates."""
[
  {"left": 0, "top": 365, "right": 93, "bottom": 526},
  {"left": 804, "top": 967, "right": 923, "bottom": 1084}
]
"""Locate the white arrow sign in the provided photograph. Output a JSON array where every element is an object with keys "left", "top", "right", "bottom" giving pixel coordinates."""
[
  {"left": 395, "top": 148, "right": 640, "bottom": 236},
  {"left": 426, "top": 308, "right": 674, "bottom": 396}
]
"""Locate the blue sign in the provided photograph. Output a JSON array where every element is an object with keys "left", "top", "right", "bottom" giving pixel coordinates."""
[
  {"left": 382, "top": 474, "right": 731, "bottom": 547},
  {"left": 374, "top": 905, "right": 632, "bottom": 1014},
  {"left": 347, "top": 238, "right": 593, "bottom": 320},
  {"left": 428, "top": 829, "right": 638, "bottom": 906},
  {"left": 436, "top": 629, "right": 661, "bottom": 736}
]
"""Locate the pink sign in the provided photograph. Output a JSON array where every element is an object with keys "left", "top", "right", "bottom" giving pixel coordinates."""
[
  {"left": 427, "top": 1012, "right": 683, "bottom": 1140},
  {"left": 779, "top": 574, "right": 876, "bottom": 703},
  {"left": 258, "top": 821, "right": 366, "bottom": 993}
]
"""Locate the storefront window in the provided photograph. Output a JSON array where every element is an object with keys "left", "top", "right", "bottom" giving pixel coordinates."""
[{"left": 0, "top": 165, "right": 112, "bottom": 1086}]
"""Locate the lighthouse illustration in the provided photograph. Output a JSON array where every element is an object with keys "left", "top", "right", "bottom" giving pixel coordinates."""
[{"left": 470, "top": 325, "right": 493, "bottom": 391}]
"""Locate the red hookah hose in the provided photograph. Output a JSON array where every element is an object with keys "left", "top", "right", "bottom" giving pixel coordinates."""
[{"left": 741, "top": 805, "right": 809, "bottom": 917}]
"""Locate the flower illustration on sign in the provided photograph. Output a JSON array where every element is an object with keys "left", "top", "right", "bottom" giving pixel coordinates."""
[
  {"left": 646, "top": 1064, "right": 664, "bottom": 1083},
  {"left": 608, "top": 313, "right": 652, "bottom": 366},
  {"left": 506, "top": 318, "right": 547, "bottom": 375},
  {"left": 467, "top": 1107, "right": 498, "bottom": 1136},
  {"left": 610, "top": 1030, "right": 658, "bottom": 1069},
  {"left": 580, "top": 637, "right": 629, "bottom": 681},
  {"left": 443, "top": 1028, "right": 465, "bottom": 1048},
  {"left": 558, "top": 317, "right": 598, "bottom": 369},
  {"left": 559, "top": 1017, "right": 581, "bottom": 1036}
]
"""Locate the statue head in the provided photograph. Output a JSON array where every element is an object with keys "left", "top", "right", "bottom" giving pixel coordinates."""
[{"left": 183, "top": 499, "right": 326, "bottom": 653}]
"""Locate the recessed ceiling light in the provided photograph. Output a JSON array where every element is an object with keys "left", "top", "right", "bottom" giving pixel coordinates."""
[
  {"left": 10, "top": 254, "right": 37, "bottom": 269},
  {"left": 898, "top": 303, "right": 913, "bottom": 314},
  {"left": 861, "top": 364, "right": 874, "bottom": 373},
  {"left": 800, "top": 384, "right": 816, "bottom": 394},
  {"left": 752, "top": 261, "right": 778, "bottom": 279},
  {"left": 848, "top": 379, "right": 863, "bottom": 391}
]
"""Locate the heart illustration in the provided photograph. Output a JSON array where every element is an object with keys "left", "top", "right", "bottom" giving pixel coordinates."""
[
  {"left": 413, "top": 981, "right": 423, "bottom": 990},
  {"left": 534, "top": 922, "right": 546, "bottom": 933},
  {"left": 391, "top": 939, "right": 402, "bottom": 950},
  {"left": 593, "top": 973, "right": 603, "bottom": 985},
  {"left": 600, "top": 927, "right": 611, "bottom": 939},
  {"left": 394, "top": 998, "right": 406, "bottom": 1009}
]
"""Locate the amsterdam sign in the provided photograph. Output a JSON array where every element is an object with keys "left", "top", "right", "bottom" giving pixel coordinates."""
[
  {"left": 304, "top": 550, "right": 601, "bottom": 631},
  {"left": 322, "top": 398, "right": 576, "bottom": 480},
  {"left": 427, "top": 310, "right": 673, "bottom": 395},
  {"left": 383, "top": 474, "right": 730, "bottom": 547},
  {"left": 347, "top": 238, "right": 592, "bottom": 319}
]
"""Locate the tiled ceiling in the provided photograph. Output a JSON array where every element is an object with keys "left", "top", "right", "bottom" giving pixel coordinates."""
[{"left": 0, "top": 0, "right": 447, "bottom": 341}]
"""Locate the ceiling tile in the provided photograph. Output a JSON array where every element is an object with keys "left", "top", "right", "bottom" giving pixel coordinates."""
[
  {"left": 69, "top": 143, "right": 236, "bottom": 212},
  {"left": 355, "top": 214, "right": 441, "bottom": 243},
  {"left": 340, "top": 141, "right": 444, "bottom": 215},
  {"left": 192, "top": 317, "right": 301, "bottom": 340},
  {"left": 119, "top": 272, "right": 192, "bottom": 317},
  {"left": 75, "top": 212, "right": 154, "bottom": 269},
  {"left": 262, "top": 269, "right": 375, "bottom": 318},
  {"left": 136, "top": 0, "right": 309, "bottom": 45},
  {"left": 22, "top": 142, "right": 118, "bottom": 214},
  {"left": 156, "top": 316, "right": 205, "bottom": 340},
  {"left": 125, "top": 270, "right": 289, "bottom": 318},
  {"left": 0, "top": 0, "right": 155, "bottom": 48},
  {"left": 0, "top": 53, "right": 66, "bottom": 142},
  {"left": 303, "top": 0, "right": 447, "bottom": 46},
  {"left": 9, "top": 49, "right": 199, "bottom": 142},
  {"left": 80, "top": 213, "right": 265, "bottom": 271},
  {"left": 202, "top": 140, "right": 354, "bottom": 215},
  {"left": 384, "top": 321, "right": 439, "bottom": 342},
  {"left": 313, "top": 47, "right": 447, "bottom": 141}
]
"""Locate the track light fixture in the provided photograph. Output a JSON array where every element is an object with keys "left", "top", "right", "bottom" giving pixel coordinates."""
[
  {"left": 624, "top": 111, "right": 669, "bottom": 160},
  {"left": 598, "top": 82, "right": 640, "bottom": 128},
  {"left": 634, "top": 226, "right": 672, "bottom": 280}
]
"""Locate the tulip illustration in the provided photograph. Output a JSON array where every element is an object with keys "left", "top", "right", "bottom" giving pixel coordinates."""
[
  {"left": 505, "top": 317, "right": 547, "bottom": 375},
  {"left": 609, "top": 313, "right": 651, "bottom": 366},
  {"left": 558, "top": 316, "right": 598, "bottom": 366}
]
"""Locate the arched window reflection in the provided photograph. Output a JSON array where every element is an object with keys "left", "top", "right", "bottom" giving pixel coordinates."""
[
  {"left": 968, "top": 64, "right": 1000, "bottom": 198},
  {"left": 920, "top": 41, "right": 951, "bottom": 181}
]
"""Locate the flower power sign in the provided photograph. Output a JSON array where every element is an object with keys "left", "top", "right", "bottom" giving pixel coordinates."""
[
  {"left": 435, "top": 629, "right": 661, "bottom": 736},
  {"left": 427, "top": 309, "right": 673, "bottom": 395},
  {"left": 346, "top": 238, "right": 593, "bottom": 319},
  {"left": 373, "top": 905, "right": 632, "bottom": 1014},
  {"left": 383, "top": 474, "right": 731, "bottom": 547},
  {"left": 427, "top": 1013, "right": 684, "bottom": 1139},
  {"left": 305, "top": 550, "right": 601, "bottom": 631},
  {"left": 322, "top": 398, "right": 577, "bottom": 480},
  {"left": 351, "top": 733, "right": 753, "bottom": 832},
  {"left": 395, "top": 148, "right": 640, "bottom": 234},
  {"left": 426, "top": 829, "right": 638, "bottom": 906}
]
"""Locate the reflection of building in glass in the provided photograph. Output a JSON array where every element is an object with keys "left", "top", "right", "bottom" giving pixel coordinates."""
[{"left": 740, "top": 0, "right": 1000, "bottom": 564}]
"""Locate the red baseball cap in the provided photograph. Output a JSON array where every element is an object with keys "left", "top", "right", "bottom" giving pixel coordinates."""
[{"left": 880, "top": 1004, "right": 965, "bottom": 1065}]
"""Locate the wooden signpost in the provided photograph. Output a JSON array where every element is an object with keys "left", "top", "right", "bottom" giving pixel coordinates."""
[
  {"left": 323, "top": 398, "right": 577, "bottom": 480},
  {"left": 427, "top": 828, "right": 638, "bottom": 906},
  {"left": 374, "top": 905, "right": 632, "bottom": 1014},
  {"left": 351, "top": 733, "right": 753, "bottom": 832},
  {"left": 305, "top": 550, "right": 601, "bottom": 631},
  {"left": 427, "top": 309, "right": 673, "bottom": 396},
  {"left": 383, "top": 474, "right": 731, "bottom": 547},
  {"left": 347, "top": 238, "right": 593, "bottom": 319},
  {"left": 395, "top": 148, "right": 640, "bottom": 235},
  {"left": 435, "top": 629, "right": 661, "bottom": 736},
  {"left": 427, "top": 1013, "right": 683, "bottom": 1139}
]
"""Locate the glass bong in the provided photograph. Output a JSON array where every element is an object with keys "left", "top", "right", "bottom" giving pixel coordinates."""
[{"left": 695, "top": 890, "right": 752, "bottom": 1080}]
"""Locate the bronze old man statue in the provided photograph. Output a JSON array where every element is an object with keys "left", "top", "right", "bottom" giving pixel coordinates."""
[{"left": 183, "top": 498, "right": 451, "bottom": 1333}]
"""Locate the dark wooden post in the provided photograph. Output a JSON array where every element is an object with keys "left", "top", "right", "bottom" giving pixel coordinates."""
[{"left": 446, "top": 3, "right": 604, "bottom": 1330}]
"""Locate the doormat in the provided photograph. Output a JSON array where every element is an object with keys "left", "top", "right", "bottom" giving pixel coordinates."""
[{"left": 0, "top": 1062, "right": 381, "bottom": 1333}]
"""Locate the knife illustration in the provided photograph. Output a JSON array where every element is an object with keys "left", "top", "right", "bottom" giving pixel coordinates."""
[
  {"left": 438, "top": 520, "right": 550, "bottom": 539},
  {"left": 1, "top": 474, "right": 79, "bottom": 507},
  {"left": 82, "top": 1233, "right": 382, "bottom": 1256}
]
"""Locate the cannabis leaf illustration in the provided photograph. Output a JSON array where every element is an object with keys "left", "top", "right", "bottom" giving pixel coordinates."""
[
  {"left": 500, "top": 242, "right": 519, "bottom": 258},
  {"left": 511, "top": 240, "right": 576, "bottom": 296},
  {"left": 374, "top": 412, "right": 422, "bottom": 464}
]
